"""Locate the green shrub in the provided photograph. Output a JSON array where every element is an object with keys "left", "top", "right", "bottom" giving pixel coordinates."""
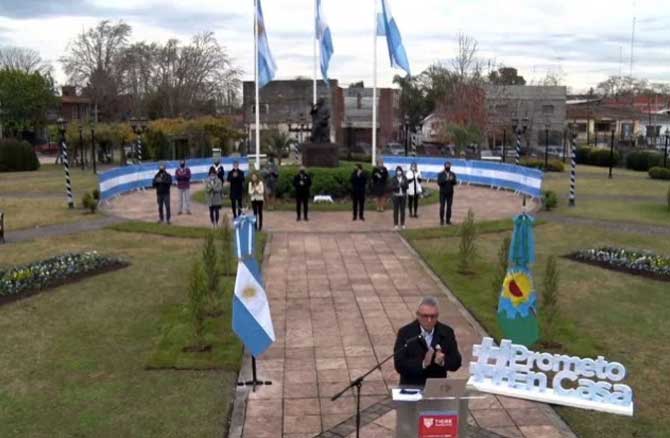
[
  {"left": 202, "top": 232, "right": 219, "bottom": 297},
  {"left": 542, "top": 190, "right": 558, "bottom": 211},
  {"left": 276, "top": 164, "right": 374, "bottom": 199},
  {"left": 520, "top": 158, "right": 564, "bottom": 172},
  {"left": 0, "top": 138, "right": 40, "bottom": 172},
  {"left": 457, "top": 209, "right": 478, "bottom": 274},
  {"left": 626, "top": 151, "right": 664, "bottom": 171},
  {"left": 575, "top": 146, "right": 592, "bottom": 164},
  {"left": 92, "top": 189, "right": 101, "bottom": 200},
  {"left": 218, "top": 216, "right": 235, "bottom": 276},
  {"left": 587, "top": 148, "right": 620, "bottom": 167},
  {"left": 541, "top": 255, "right": 560, "bottom": 343},
  {"left": 491, "top": 235, "right": 511, "bottom": 311},
  {"left": 649, "top": 167, "right": 670, "bottom": 180},
  {"left": 187, "top": 260, "right": 209, "bottom": 349},
  {"left": 81, "top": 192, "right": 98, "bottom": 213}
]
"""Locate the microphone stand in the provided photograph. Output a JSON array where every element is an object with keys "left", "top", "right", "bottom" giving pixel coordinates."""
[{"left": 330, "top": 335, "right": 423, "bottom": 438}]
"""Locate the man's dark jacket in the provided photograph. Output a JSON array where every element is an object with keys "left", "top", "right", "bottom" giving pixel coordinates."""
[
  {"left": 437, "top": 170, "right": 457, "bottom": 195},
  {"left": 152, "top": 170, "right": 172, "bottom": 196},
  {"left": 393, "top": 320, "right": 462, "bottom": 387},
  {"left": 293, "top": 172, "right": 312, "bottom": 198},
  {"left": 351, "top": 170, "right": 368, "bottom": 196},
  {"left": 227, "top": 168, "right": 245, "bottom": 199}
]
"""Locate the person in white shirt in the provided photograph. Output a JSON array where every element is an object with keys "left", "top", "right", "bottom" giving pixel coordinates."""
[
  {"left": 406, "top": 162, "right": 423, "bottom": 218},
  {"left": 248, "top": 173, "right": 265, "bottom": 231}
]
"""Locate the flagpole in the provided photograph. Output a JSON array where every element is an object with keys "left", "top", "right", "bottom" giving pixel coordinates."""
[
  {"left": 313, "top": 0, "right": 318, "bottom": 105},
  {"left": 254, "top": 0, "right": 261, "bottom": 170},
  {"left": 371, "top": 0, "right": 378, "bottom": 166}
]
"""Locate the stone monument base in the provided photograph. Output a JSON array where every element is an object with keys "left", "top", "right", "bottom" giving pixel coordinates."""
[{"left": 302, "top": 143, "right": 340, "bottom": 168}]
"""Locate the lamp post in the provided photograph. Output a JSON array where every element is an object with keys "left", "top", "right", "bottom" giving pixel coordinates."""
[
  {"left": 78, "top": 124, "right": 85, "bottom": 170},
  {"left": 130, "top": 118, "right": 147, "bottom": 163},
  {"left": 502, "top": 128, "right": 507, "bottom": 163},
  {"left": 511, "top": 117, "right": 528, "bottom": 166},
  {"left": 544, "top": 123, "right": 550, "bottom": 169},
  {"left": 90, "top": 120, "right": 97, "bottom": 174},
  {"left": 569, "top": 124, "right": 577, "bottom": 207},
  {"left": 58, "top": 118, "right": 74, "bottom": 208},
  {"left": 664, "top": 128, "right": 669, "bottom": 168},
  {"left": 404, "top": 115, "right": 410, "bottom": 157},
  {"left": 608, "top": 129, "right": 615, "bottom": 179}
]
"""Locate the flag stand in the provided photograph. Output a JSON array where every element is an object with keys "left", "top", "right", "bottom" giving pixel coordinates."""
[{"left": 237, "top": 356, "right": 272, "bottom": 392}]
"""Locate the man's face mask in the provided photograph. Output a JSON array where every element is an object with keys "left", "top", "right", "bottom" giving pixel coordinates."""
[{"left": 180, "top": 162, "right": 185, "bottom": 168}]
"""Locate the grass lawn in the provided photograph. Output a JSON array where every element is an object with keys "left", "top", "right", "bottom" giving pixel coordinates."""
[
  {"left": 406, "top": 221, "right": 670, "bottom": 438},
  {"left": 0, "top": 224, "right": 261, "bottom": 437},
  {"left": 542, "top": 165, "right": 670, "bottom": 225},
  {"left": 1, "top": 164, "right": 102, "bottom": 230}
]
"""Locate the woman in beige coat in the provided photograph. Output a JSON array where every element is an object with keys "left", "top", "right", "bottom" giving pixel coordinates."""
[{"left": 248, "top": 173, "right": 265, "bottom": 230}]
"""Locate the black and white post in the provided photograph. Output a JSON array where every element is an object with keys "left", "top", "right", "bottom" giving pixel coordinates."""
[
  {"left": 569, "top": 126, "right": 577, "bottom": 207},
  {"left": 512, "top": 117, "right": 528, "bottom": 166},
  {"left": 130, "top": 118, "right": 147, "bottom": 164},
  {"left": 58, "top": 118, "right": 74, "bottom": 209}
]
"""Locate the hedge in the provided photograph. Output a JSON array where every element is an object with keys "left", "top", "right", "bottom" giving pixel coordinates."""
[
  {"left": 575, "top": 147, "right": 620, "bottom": 167},
  {"left": 0, "top": 138, "right": 40, "bottom": 172},
  {"left": 520, "top": 158, "right": 564, "bottom": 172},
  {"left": 626, "top": 151, "right": 666, "bottom": 171},
  {"left": 575, "top": 146, "right": 592, "bottom": 164},
  {"left": 649, "top": 167, "right": 670, "bottom": 180},
  {"left": 276, "top": 163, "right": 374, "bottom": 199}
]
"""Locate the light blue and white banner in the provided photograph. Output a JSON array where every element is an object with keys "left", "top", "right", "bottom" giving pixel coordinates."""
[
  {"left": 316, "top": 0, "right": 334, "bottom": 85},
  {"left": 382, "top": 156, "right": 544, "bottom": 198},
  {"left": 98, "top": 157, "right": 249, "bottom": 201},
  {"left": 233, "top": 257, "right": 275, "bottom": 358},
  {"left": 234, "top": 214, "right": 257, "bottom": 260}
]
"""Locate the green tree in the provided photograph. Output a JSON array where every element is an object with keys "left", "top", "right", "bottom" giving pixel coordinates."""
[
  {"left": 457, "top": 209, "right": 478, "bottom": 274},
  {"left": 0, "top": 69, "right": 57, "bottom": 137},
  {"left": 187, "top": 259, "right": 209, "bottom": 349},
  {"left": 262, "top": 129, "right": 292, "bottom": 164},
  {"left": 488, "top": 67, "right": 526, "bottom": 85},
  {"left": 541, "top": 256, "right": 560, "bottom": 343},
  {"left": 491, "top": 236, "right": 511, "bottom": 310}
]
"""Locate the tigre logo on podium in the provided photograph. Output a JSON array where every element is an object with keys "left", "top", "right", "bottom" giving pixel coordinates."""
[{"left": 419, "top": 411, "right": 459, "bottom": 438}]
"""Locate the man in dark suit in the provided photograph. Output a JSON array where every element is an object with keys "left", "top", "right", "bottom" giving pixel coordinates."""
[
  {"left": 227, "top": 160, "right": 245, "bottom": 218},
  {"left": 293, "top": 165, "right": 312, "bottom": 221},
  {"left": 351, "top": 163, "right": 368, "bottom": 221},
  {"left": 394, "top": 296, "right": 462, "bottom": 387},
  {"left": 437, "top": 161, "right": 457, "bottom": 225}
]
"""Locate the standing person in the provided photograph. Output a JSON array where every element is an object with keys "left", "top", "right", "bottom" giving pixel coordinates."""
[
  {"left": 209, "top": 159, "right": 225, "bottom": 183},
  {"left": 394, "top": 296, "right": 462, "bottom": 387},
  {"left": 175, "top": 159, "right": 192, "bottom": 215},
  {"left": 391, "top": 166, "right": 408, "bottom": 230},
  {"left": 351, "top": 163, "right": 368, "bottom": 221},
  {"left": 371, "top": 158, "right": 389, "bottom": 212},
  {"left": 406, "top": 162, "right": 423, "bottom": 218},
  {"left": 205, "top": 167, "right": 224, "bottom": 227},
  {"left": 262, "top": 158, "right": 279, "bottom": 210},
  {"left": 152, "top": 163, "right": 172, "bottom": 224},
  {"left": 437, "top": 161, "right": 458, "bottom": 225},
  {"left": 227, "top": 160, "right": 245, "bottom": 219},
  {"left": 248, "top": 173, "right": 265, "bottom": 231},
  {"left": 293, "top": 165, "right": 312, "bottom": 221}
]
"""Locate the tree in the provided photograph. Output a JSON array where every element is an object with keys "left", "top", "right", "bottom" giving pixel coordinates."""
[
  {"left": 451, "top": 33, "right": 482, "bottom": 81},
  {"left": 262, "top": 129, "right": 292, "bottom": 164},
  {"left": 0, "top": 69, "right": 57, "bottom": 137},
  {"left": 0, "top": 46, "right": 52, "bottom": 75},
  {"left": 393, "top": 74, "right": 428, "bottom": 129},
  {"left": 59, "top": 20, "right": 132, "bottom": 120},
  {"left": 488, "top": 67, "right": 526, "bottom": 86}
]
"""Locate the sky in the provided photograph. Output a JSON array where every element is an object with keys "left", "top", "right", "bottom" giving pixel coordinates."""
[{"left": 0, "top": 0, "right": 669, "bottom": 93}]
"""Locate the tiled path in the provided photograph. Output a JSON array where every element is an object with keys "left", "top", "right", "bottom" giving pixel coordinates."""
[{"left": 236, "top": 232, "right": 575, "bottom": 438}]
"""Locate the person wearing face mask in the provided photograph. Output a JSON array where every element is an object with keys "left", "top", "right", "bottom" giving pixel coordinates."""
[
  {"left": 350, "top": 163, "right": 368, "bottom": 221},
  {"left": 227, "top": 160, "right": 245, "bottom": 219},
  {"left": 292, "top": 166, "right": 312, "bottom": 221},
  {"left": 390, "top": 166, "right": 409, "bottom": 230},
  {"left": 175, "top": 159, "right": 192, "bottom": 215},
  {"left": 371, "top": 158, "right": 389, "bottom": 212},
  {"left": 152, "top": 163, "right": 173, "bottom": 224},
  {"left": 437, "top": 161, "right": 458, "bottom": 225},
  {"left": 406, "top": 162, "right": 423, "bottom": 218},
  {"left": 205, "top": 167, "right": 224, "bottom": 227},
  {"left": 209, "top": 159, "right": 225, "bottom": 183}
]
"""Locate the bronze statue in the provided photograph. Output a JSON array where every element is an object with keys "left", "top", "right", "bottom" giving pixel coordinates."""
[{"left": 310, "top": 98, "right": 330, "bottom": 143}]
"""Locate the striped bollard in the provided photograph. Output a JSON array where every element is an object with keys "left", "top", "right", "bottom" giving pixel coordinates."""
[
  {"left": 569, "top": 136, "right": 577, "bottom": 207},
  {"left": 515, "top": 134, "right": 521, "bottom": 166},
  {"left": 136, "top": 138, "right": 143, "bottom": 163},
  {"left": 62, "top": 140, "right": 74, "bottom": 208}
]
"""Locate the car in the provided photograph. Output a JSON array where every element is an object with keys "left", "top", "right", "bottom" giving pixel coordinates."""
[{"left": 385, "top": 142, "right": 405, "bottom": 155}]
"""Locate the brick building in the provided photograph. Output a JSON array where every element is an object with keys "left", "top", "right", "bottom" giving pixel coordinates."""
[{"left": 60, "top": 86, "right": 92, "bottom": 122}]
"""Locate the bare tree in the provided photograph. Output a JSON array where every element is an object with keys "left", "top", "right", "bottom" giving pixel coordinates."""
[
  {"left": 59, "top": 20, "right": 132, "bottom": 119},
  {"left": 0, "top": 46, "right": 53, "bottom": 75},
  {"left": 451, "top": 33, "right": 482, "bottom": 82}
]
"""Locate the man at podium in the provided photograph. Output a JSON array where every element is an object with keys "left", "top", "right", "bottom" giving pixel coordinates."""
[{"left": 394, "top": 296, "right": 462, "bottom": 386}]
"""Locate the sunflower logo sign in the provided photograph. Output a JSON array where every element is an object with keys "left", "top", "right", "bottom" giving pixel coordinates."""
[{"left": 497, "top": 214, "right": 539, "bottom": 346}]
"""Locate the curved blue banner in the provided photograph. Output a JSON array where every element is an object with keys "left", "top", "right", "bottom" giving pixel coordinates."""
[
  {"left": 382, "top": 156, "right": 544, "bottom": 198},
  {"left": 98, "top": 158, "right": 250, "bottom": 201}
]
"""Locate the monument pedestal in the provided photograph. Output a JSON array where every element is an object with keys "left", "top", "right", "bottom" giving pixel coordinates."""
[
  {"left": 302, "top": 142, "right": 339, "bottom": 167},
  {"left": 393, "top": 379, "right": 485, "bottom": 438}
]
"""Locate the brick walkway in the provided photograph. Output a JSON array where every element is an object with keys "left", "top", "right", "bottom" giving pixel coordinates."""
[{"left": 234, "top": 232, "right": 575, "bottom": 438}]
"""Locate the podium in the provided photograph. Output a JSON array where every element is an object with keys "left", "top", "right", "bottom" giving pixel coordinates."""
[{"left": 392, "top": 379, "right": 485, "bottom": 438}]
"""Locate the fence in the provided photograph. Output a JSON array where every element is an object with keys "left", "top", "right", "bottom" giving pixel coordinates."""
[
  {"left": 382, "top": 156, "right": 544, "bottom": 198},
  {"left": 98, "top": 158, "right": 250, "bottom": 201}
]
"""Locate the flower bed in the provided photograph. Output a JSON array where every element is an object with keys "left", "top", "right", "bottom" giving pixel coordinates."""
[
  {"left": 0, "top": 251, "right": 129, "bottom": 305},
  {"left": 567, "top": 247, "right": 670, "bottom": 282}
]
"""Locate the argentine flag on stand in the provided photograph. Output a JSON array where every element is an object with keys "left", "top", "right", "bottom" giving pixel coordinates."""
[
  {"left": 232, "top": 215, "right": 275, "bottom": 357},
  {"left": 379, "top": 0, "right": 411, "bottom": 75},
  {"left": 256, "top": 0, "right": 277, "bottom": 88},
  {"left": 316, "top": 0, "right": 334, "bottom": 85}
]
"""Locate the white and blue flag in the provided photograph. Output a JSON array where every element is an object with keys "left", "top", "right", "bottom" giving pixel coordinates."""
[
  {"left": 256, "top": 0, "right": 277, "bottom": 88},
  {"left": 234, "top": 215, "right": 257, "bottom": 259},
  {"left": 316, "top": 0, "right": 334, "bottom": 85},
  {"left": 379, "top": 0, "right": 410, "bottom": 75},
  {"left": 233, "top": 258, "right": 275, "bottom": 357}
]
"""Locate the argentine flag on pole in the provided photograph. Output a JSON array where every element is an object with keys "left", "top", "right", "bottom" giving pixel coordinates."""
[
  {"left": 379, "top": 0, "right": 410, "bottom": 75},
  {"left": 232, "top": 215, "right": 275, "bottom": 357},
  {"left": 316, "top": 0, "right": 334, "bottom": 85},
  {"left": 256, "top": 0, "right": 277, "bottom": 88}
]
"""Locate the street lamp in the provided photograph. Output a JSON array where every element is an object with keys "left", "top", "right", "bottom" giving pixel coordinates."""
[
  {"left": 90, "top": 119, "right": 97, "bottom": 174},
  {"left": 544, "top": 123, "right": 550, "bottom": 169},
  {"left": 130, "top": 117, "right": 148, "bottom": 163},
  {"left": 404, "top": 115, "right": 410, "bottom": 157},
  {"left": 664, "top": 128, "right": 669, "bottom": 168},
  {"left": 78, "top": 124, "right": 85, "bottom": 170},
  {"left": 57, "top": 118, "right": 74, "bottom": 209}
]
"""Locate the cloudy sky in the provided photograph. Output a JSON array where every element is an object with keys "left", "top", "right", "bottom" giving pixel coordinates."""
[{"left": 0, "top": 0, "right": 668, "bottom": 92}]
